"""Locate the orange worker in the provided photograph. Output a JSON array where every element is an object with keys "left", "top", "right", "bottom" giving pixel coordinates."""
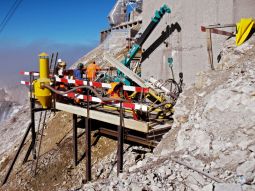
[
  {"left": 107, "top": 82, "right": 129, "bottom": 100},
  {"left": 86, "top": 61, "right": 101, "bottom": 81}
]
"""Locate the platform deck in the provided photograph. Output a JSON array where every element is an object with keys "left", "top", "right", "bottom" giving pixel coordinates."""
[{"left": 56, "top": 102, "right": 150, "bottom": 133}]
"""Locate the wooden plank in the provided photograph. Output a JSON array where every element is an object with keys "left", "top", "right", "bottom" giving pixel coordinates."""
[
  {"left": 56, "top": 102, "right": 149, "bottom": 133},
  {"left": 206, "top": 29, "right": 214, "bottom": 70}
]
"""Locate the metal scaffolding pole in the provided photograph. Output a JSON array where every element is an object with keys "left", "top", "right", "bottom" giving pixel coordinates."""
[
  {"left": 85, "top": 89, "right": 91, "bottom": 182},
  {"left": 28, "top": 74, "right": 37, "bottom": 160},
  {"left": 23, "top": 75, "right": 36, "bottom": 164},
  {"left": 73, "top": 114, "right": 78, "bottom": 166},
  {"left": 30, "top": 98, "right": 36, "bottom": 160},
  {"left": 117, "top": 102, "right": 124, "bottom": 175}
]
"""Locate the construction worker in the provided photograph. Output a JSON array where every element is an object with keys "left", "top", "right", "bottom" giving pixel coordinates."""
[
  {"left": 56, "top": 60, "right": 66, "bottom": 78},
  {"left": 55, "top": 59, "right": 67, "bottom": 91},
  {"left": 107, "top": 82, "right": 129, "bottom": 100},
  {"left": 86, "top": 61, "right": 101, "bottom": 81},
  {"left": 73, "top": 63, "right": 84, "bottom": 80},
  {"left": 72, "top": 63, "right": 84, "bottom": 104},
  {"left": 54, "top": 60, "right": 68, "bottom": 102}
]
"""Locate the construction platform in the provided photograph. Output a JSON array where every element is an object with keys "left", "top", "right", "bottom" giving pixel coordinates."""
[
  {"left": 56, "top": 102, "right": 171, "bottom": 133},
  {"left": 56, "top": 101, "right": 172, "bottom": 147}
]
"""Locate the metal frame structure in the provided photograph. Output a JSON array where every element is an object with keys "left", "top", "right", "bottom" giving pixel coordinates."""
[
  {"left": 63, "top": 99, "right": 126, "bottom": 182},
  {"left": 3, "top": 77, "right": 171, "bottom": 184}
]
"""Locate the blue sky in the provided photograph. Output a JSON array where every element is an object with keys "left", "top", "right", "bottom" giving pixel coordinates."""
[{"left": 0, "top": 0, "right": 115, "bottom": 86}]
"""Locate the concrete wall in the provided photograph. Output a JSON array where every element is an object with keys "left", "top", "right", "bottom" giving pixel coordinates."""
[{"left": 141, "top": 0, "right": 255, "bottom": 84}]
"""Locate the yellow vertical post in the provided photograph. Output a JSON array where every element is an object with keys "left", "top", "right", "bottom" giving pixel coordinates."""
[
  {"left": 39, "top": 52, "right": 49, "bottom": 78},
  {"left": 34, "top": 52, "right": 52, "bottom": 108}
]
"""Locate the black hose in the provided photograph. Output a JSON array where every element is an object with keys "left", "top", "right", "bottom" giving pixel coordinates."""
[
  {"left": 163, "top": 79, "right": 181, "bottom": 98},
  {"left": 43, "top": 84, "right": 127, "bottom": 103}
]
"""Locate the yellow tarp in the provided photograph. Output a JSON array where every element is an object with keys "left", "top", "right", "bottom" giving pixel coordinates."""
[{"left": 236, "top": 18, "right": 254, "bottom": 46}]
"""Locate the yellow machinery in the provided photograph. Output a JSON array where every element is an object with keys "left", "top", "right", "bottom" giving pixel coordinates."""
[
  {"left": 34, "top": 52, "right": 52, "bottom": 108},
  {"left": 236, "top": 18, "right": 255, "bottom": 46}
]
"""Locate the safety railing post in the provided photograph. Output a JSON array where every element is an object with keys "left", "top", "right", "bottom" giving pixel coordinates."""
[
  {"left": 117, "top": 101, "right": 124, "bottom": 175},
  {"left": 73, "top": 114, "right": 78, "bottom": 166},
  {"left": 29, "top": 74, "right": 37, "bottom": 160},
  {"left": 85, "top": 84, "right": 91, "bottom": 182}
]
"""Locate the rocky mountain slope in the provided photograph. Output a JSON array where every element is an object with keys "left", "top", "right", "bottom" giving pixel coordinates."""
[
  {"left": 78, "top": 36, "right": 255, "bottom": 191},
  {"left": 0, "top": 87, "right": 23, "bottom": 123},
  {"left": 0, "top": 86, "right": 29, "bottom": 157}
]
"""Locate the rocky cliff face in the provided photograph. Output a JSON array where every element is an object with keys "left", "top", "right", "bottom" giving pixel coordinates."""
[
  {"left": 0, "top": 101, "right": 15, "bottom": 123},
  {"left": 0, "top": 87, "right": 25, "bottom": 124},
  {"left": 0, "top": 86, "right": 29, "bottom": 158}
]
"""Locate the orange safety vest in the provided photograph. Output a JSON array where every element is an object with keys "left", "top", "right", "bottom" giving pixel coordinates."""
[{"left": 86, "top": 63, "right": 100, "bottom": 81}]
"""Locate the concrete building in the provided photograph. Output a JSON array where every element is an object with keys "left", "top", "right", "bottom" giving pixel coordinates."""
[{"left": 140, "top": 0, "right": 255, "bottom": 84}]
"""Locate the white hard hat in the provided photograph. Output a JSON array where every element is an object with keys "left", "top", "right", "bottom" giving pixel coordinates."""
[
  {"left": 58, "top": 61, "right": 66, "bottom": 67},
  {"left": 57, "top": 58, "right": 62, "bottom": 63}
]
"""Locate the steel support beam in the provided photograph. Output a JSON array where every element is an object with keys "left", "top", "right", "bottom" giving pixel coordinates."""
[
  {"left": 97, "top": 128, "right": 157, "bottom": 148},
  {"left": 23, "top": 97, "right": 37, "bottom": 163},
  {"left": 73, "top": 114, "right": 78, "bottom": 166},
  {"left": 117, "top": 102, "right": 124, "bottom": 175},
  {"left": 85, "top": 90, "right": 91, "bottom": 182},
  {"left": 30, "top": 98, "right": 37, "bottom": 160},
  {"left": 22, "top": 141, "right": 34, "bottom": 164}
]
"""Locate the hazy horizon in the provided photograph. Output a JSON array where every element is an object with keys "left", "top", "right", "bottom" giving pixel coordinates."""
[{"left": 0, "top": 41, "right": 96, "bottom": 87}]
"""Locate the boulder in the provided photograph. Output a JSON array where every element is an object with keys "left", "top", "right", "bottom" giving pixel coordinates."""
[{"left": 214, "top": 183, "right": 242, "bottom": 191}]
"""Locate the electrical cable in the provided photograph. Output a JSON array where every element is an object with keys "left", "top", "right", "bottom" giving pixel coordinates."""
[
  {"left": 0, "top": 0, "right": 23, "bottom": 34},
  {"left": 0, "top": 0, "right": 20, "bottom": 29}
]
